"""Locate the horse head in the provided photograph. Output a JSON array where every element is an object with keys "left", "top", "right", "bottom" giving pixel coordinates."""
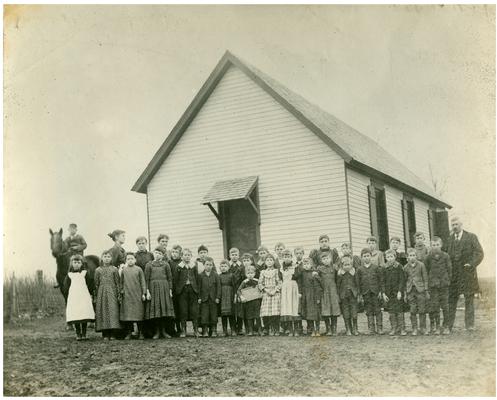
[{"left": 49, "top": 228, "right": 65, "bottom": 258}]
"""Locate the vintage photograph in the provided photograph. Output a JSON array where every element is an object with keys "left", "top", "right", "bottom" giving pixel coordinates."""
[{"left": 3, "top": 4, "right": 495, "bottom": 397}]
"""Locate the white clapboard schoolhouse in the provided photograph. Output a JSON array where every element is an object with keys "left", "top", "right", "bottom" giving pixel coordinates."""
[{"left": 132, "top": 51, "right": 451, "bottom": 260}]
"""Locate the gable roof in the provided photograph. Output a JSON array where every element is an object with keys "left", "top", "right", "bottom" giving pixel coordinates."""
[
  {"left": 132, "top": 50, "right": 450, "bottom": 209},
  {"left": 202, "top": 176, "right": 258, "bottom": 204}
]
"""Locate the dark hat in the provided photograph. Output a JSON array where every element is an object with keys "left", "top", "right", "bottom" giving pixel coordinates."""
[
  {"left": 108, "top": 229, "right": 125, "bottom": 241},
  {"left": 197, "top": 244, "right": 208, "bottom": 253}
]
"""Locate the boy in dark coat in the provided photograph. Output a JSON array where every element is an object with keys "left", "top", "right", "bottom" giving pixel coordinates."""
[
  {"left": 357, "top": 248, "right": 385, "bottom": 335},
  {"left": 339, "top": 242, "right": 362, "bottom": 269},
  {"left": 168, "top": 244, "right": 183, "bottom": 336},
  {"left": 425, "top": 237, "right": 452, "bottom": 335},
  {"left": 64, "top": 223, "right": 87, "bottom": 256},
  {"left": 198, "top": 257, "right": 221, "bottom": 337},
  {"left": 293, "top": 246, "right": 305, "bottom": 335},
  {"left": 337, "top": 255, "right": 361, "bottom": 336},
  {"left": 298, "top": 258, "right": 322, "bottom": 336},
  {"left": 174, "top": 248, "right": 199, "bottom": 337},
  {"left": 388, "top": 236, "right": 408, "bottom": 333},
  {"left": 389, "top": 237, "right": 408, "bottom": 266},
  {"left": 229, "top": 248, "right": 245, "bottom": 335},
  {"left": 384, "top": 249, "right": 407, "bottom": 336},
  {"left": 404, "top": 248, "right": 430, "bottom": 335}
]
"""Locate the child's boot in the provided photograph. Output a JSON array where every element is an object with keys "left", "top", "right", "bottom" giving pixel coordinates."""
[
  {"left": 352, "top": 318, "right": 359, "bottom": 336},
  {"left": 245, "top": 319, "right": 251, "bottom": 336},
  {"left": 420, "top": 313, "right": 429, "bottom": 335},
  {"left": 193, "top": 322, "right": 200, "bottom": 338},
  {"left": 331, "top": 316, "right": 338, "bottom": 336},
  {"left": 366, "top": 315, "right": 375, "bottom": 335},
  {"left": 345, "top": 318, "right": 352, "bottom": 336},
  {"left": 399, "top": 313, "right": 407, "bottom": 336},
  {"left": 202, "top": 326, "right": 209, "bottom": 338},
  {"left": 410, "top": 314, "right": 418, "bottom": 336},
  {"left": 295, "top": 320, "right": 301, "bottom": 336},
  {"left": 161, "top": 322, "right": 171, "bottom": 339},
  {"left": 222, "top": 317, "right": 228, "bottom": 337},
  {"left": 180, "top": 321, "right": 186, "bottom": 338},
  {"left": 435, "top": 314, "right": 441, "bottom": 335},
  {"left": 293, "top": 321, "right": 302, "bottom": 337},
  {"left": 81, "top": 323, "right": 88, "bottom": 340},
  {"left": 211, "top": 325, "right": 218, "bottom": 338},
  {"left": 375, "top": 312, "right": 384, "bottom": 335},
  {"left": 306, "top": 320, "right": 312, "bottom": 336},
  {"left": 273, "top": 318, "right": 280, "bottom": 336},
  {"left": 429, "top": 313, "right": 436, "bottom": 334},
  {"left": 389, "top": 313, "right": 397, "bottom": 335},
  {"left": 314, "top": 321, "right": 321, "bottom": 337},
  {"left": 75, "top": 324, "right": 82, "bottom": 341},
  {"left": 324, "top": 318, "right": 332, "bottom": 336},
  {"left": 152, "top": 325, "right": 160, "bottom": 340}
]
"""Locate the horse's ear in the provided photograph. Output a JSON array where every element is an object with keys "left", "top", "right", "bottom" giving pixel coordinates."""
[
  {"left": 49, "top": 228, "right": 53, "bottom": 236},
  {"left": 59, "top": 228, "right": 63, "bottom": 235}
]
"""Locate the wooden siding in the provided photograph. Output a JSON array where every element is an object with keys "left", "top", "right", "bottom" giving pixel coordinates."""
[
  {"left": 385, "top": 185, "right": 405, "bottom": 250},
  {"left": 346, "top": 168, "right": 371, "bottom": 256},
  {"left": 147, "top": 66, "right": 349, "bottom": 262},
  {"left": 414, "top": 197, "right": 431, "bottom": 243}
]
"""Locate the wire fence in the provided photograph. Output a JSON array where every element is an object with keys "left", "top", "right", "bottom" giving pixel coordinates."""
[{"left": 3, "top": 271, "right": 66, "bottom": 323}]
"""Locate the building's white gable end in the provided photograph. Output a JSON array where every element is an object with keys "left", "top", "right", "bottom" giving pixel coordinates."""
[{"left": 147, "top": 65, "right": 349, "bottom": 261}]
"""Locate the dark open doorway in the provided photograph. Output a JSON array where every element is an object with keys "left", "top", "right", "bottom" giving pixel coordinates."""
[
  {"left": 202, "top": 176, "right": 261, "bottom": 258},
  {"left": 220, "top": 189, "right": 261, "bottom": 257}
]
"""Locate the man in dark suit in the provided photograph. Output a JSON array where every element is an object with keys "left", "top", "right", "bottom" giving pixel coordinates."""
[{"left": 446, "top": 217, "right": 484, "bottom": 332}]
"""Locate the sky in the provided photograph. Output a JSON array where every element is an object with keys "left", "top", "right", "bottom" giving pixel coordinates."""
[{"left": 4, "top": 5, "right": 495, "bottom": 279}]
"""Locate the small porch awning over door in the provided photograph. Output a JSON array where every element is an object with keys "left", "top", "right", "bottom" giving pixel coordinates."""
[
  {"left": 201, "top": 176, "right": 259, "bottom": 225},
  {"left": 202, "top": 176, "right": 258, "bottom": 204}
]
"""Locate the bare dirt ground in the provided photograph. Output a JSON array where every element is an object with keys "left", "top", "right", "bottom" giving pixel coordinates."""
[{"left": 4, "top": 305, "right": 495, "bottom": 396}]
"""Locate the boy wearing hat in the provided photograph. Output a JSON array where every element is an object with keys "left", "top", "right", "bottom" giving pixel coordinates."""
[{"left": 64, "top": 223, "right": 87, "bottom": 256}]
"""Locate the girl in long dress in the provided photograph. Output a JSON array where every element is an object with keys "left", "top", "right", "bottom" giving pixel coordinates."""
[
  {"left": 65, "top": 254, "right": 95, "bottom": 341},
  {"left": 317, "top": 251, "right": 341, "bottom": 336},
  {"left": 258, "top": 253, "right": 282, "bottom": 336},
  {"left": 144, "top": 247, "right": 175, "bottom": 339},
  {"left": 279, "top": 249, "right": 301, "bottom": 336},
  {"left": 120, "top": 252, "right": 147, "bottom": 339},
  {"left": 94, "top": 250, "right": 121, "bottom": 340}
]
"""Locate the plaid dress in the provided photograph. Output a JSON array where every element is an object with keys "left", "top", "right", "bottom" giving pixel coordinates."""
[{"left": 258, "top": 268, "right": 281, "bottom": 317}]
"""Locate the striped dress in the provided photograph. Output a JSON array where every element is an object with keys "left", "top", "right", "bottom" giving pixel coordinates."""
[
  {"left": 219, "top": 271, "right": 236, "bottom": 316},
  {"left": 258, "top": 268, "right": 281, "bottom": 317},
  {"left": 144, "top": 260, "right": 175, "bottom": 319}
]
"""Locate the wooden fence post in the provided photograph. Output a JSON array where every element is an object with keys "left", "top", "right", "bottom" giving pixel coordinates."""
[
  {"left": 36, "top": 270, "right": 46, "bottom": 314},
  {"left": 10, "top": 273, "right": 17, "bottom": 319}
]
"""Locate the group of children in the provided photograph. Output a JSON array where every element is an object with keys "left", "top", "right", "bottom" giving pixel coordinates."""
[{"left": 64, "top": 226, "right": 452, "bottom": 341}]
